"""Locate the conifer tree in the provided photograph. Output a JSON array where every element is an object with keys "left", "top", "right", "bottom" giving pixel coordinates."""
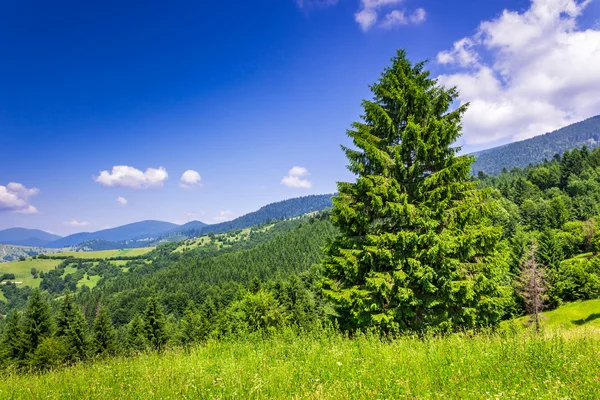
[
  {"left": 92, "top": 308, "right": 117, "bottom": 356},
  {"left": 322, "top": 50, "right": 510, "bottom": 332},
  {"left": 537, "top": 230, "right": 564, "bottom": 271},
  {"left": 179, "top": 305, "right": 208, "bottom": 345},
  {"left": 126, "top": 314, "right": 147, "bottom": 351},
  {"left": 56, "top": 293, "right": 76, "bottom": 337},
  {"left": 0, "top": 311, "right": 27, "bottom": 364},
  {"left": 143, "top": 298, "right": 168, "bottom": 351},
  {"left": 22, "top": 289, "right": 54, "bottom": 354},
  {"left": 64, "top": 307, "right": 89, "bottom": 362}
]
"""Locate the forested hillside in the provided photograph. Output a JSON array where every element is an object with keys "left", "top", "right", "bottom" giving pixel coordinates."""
[{"left": 472, "top": 115, "right": 600, "bottom": 175}]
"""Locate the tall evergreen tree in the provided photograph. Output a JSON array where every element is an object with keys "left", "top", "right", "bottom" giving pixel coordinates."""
[
  {"left": 22, "top": 289, "right": 54, "bottom": 354},
  {"left": 92, "top": 308, "right": 117, "bottom": 356},
  {"left": 56, "top": 293, "right": 76, "bottom": 337},
  {"left": 322, "top": 50, "right": 510, "bottom": 332},
  {"left": 126, "top": 314, "right": 147, "bottom": 351},
  {"left": 179, "top": 305, "right": 209, "bottom": 345},
  {"left": 143, "top": 298, "right": 168, "bottom": 351},
  {"left": 64, "top": 307, "right": 89, "bottom": 362},
  {"left": 0, "top": 311, "right": 27, "bottom": 364}
]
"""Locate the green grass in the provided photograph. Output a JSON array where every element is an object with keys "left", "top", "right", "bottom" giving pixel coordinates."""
[
  {"left": 0, "top": 259, "right": 62, "bottom": 288},
  {"left": 1, "top": 328, "right": 599, "bottom": 399},
  {"left": 174, "top": 225, "right": 275, "bottom": 253},
  {"left": 51, "top": 247, "right": 153, "bottom": 259},
  {"left": 77, "top": 273, "right": 101, "bottom": 290},
  {"left": 511, "top": 298, "right": 600, "bottom": 330}
]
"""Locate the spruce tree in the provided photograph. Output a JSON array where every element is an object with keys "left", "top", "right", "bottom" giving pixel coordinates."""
[
  {"left": 143, "top": 298, "right": 168, "bottom": 351},
  {"left": 179, "top": 305, "right": 208, "bottom": 345},
  {"left": 92, "top": 308, "right": 117, "bottom": 356},
  {"left": 0, "top": 311, "right": 27, "bottom": 364},
  {"left": 56, "top": 293, "right": 76, "bottom": 337},
  {"left": 322, "top": 50, "right": 510, "bottom": 332},
  {"left": 126, "top": 314, "right": 147, "bottom": 351},
  {"left": 22, "top": 289, "right": 54, "bottom": 354},
  {"left": 65, "top": 307, "right": 89, "bottom": 362}
]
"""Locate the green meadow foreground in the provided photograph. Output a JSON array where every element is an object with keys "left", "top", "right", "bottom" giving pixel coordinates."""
[{"left": 2, "top": 327, "right": 599, "bottom": 399}]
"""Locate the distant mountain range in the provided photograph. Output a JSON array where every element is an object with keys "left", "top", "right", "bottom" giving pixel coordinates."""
[
  {"left": 0, "top": 194, "right": 334, "bottom": 251},
  {"left": 0, "top": 228, "right": 62, "bottom": 247},
  {"left": 47, "top": 220, "right": 180, "bottom": 248},
  {"left": 471, "top": 115, "right": 600, "bottom": 176}
]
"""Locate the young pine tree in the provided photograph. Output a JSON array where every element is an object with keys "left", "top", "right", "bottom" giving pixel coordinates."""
[
  {"left": 126, "top": 314, "right": 147, "bottom": 352},
  {"left": 56, "top": 293, "right": 76, "bottom": 337},
  {"left": 0, "top": 311, "right": 27, "bottom": 365},
  {"left": 322, "top": 50, "right": 511, "bottom": 333},
  {"left": 64, "top": 307, "right": 89, "bottom": 362},
  {"left": 22, "top": 289, "right": 54, "bottom": 354},
  {"left": 143, "top": 298, "right": 168, "bottom": 351},
  {"left": 179, "top": 305, "right": 208, "bottom": 345},
  {"left": 92, "top": 308, "right": 117, "bottom": 356}
]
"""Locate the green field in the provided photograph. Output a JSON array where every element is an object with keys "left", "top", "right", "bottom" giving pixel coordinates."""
[
  {"left": 77, "top": 273, "right": 101, "bottom": 290},
  {"left": 511, "top": 298, "right": 600, "bottom": 330},
  {"left": 1, "top": 327, "right": 599, "bottom": 399},
  {"left": 51, "top": 247, "right": 153, "bottom": 259},
  {"left": 0, "top": 259, "right": 62, "bottom": 288},
  {"left": 174, "top": 225, "right": 275, "bottom": 253}
]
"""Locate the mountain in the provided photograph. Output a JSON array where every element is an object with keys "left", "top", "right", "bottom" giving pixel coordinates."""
[
  {"left": 47, "top": 220, "right": 180, "bottom": 248},
  {"left": 0, "top": 228, "right": 62, "bottom": 247},
  {"left": 169, "top": 194, "right": 334, "bottom": 238},
  {"left": 471, "top": 115, "right": 600, "bottom": 176}
]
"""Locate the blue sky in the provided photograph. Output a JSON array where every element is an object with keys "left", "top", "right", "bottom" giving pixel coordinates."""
[{"left": 1, "top": 0, "right": 599, "bottom": 235}]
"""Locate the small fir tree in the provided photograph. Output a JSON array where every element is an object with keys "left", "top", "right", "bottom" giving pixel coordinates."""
[
  {"left": 0, "top": 311, "right": 27, "bottom": 364},
  {"left": 22, "top": 289, "right": 54, "bottom": 354},
  {"left": 92, "top": 308, "right": 117, "bottom": 356},
  {"left": 143, "top": 298, "right": 168, "bottom": 351},
  {"left": 126, "top": 314, "right": 147, "bottom": 352}
]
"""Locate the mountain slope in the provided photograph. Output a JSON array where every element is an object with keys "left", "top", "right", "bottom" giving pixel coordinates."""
[
  {"left": 472, "top": 115, "right": 600, "bottom": 175},
  {"left": 0, "top": 228, "right": 62, "bottom": 247},
  {"left": 47, "top": 220, "right": 180, "bottom": 248},
  {"left": 172, "top": 194, "right": 334, "bottom": 238}
]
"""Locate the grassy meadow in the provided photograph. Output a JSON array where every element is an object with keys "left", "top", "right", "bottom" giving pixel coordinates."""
[
  {"left": 511, "top": 298, "right": 600, "bottom": 331},
  {"left": 51, "top": 247, "right": 153, "bottom": 259},
  {"left": 0, "top": 259, "right": 62, "bottom": 288},
  {"left": 2, "top": 327, "right": 599, "bottom": 399}
]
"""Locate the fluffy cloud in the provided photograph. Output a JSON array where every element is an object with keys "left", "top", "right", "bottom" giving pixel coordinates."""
[
  {"left": 0, "top": 182, "right": 39, "bottom": 214},
  {"left": 116, "top": 196, "right": 128, "bottom": 206},
  {"left": 63, "top": 219, "right": 90, "bottom": 227},
  {"left": 380, "top": 8, "right": 426, "bottom": 29},
  {"left": 213, "top": 210, "right": 234, "bottom": 222},
  {"left": 437, "top": 0, "right": 600, "bottom": 146},
  {"left": 355, "top": 0, "right": 425, "bottom": 31},
  {"left": 179, "top": 170, "right": 202, "bottom": 188},
  {"left": 95, "top": 166, "right": 168, "bottom": 189},
  {"left": 281, "top": 166, "right": 313, "bottom": 188}
]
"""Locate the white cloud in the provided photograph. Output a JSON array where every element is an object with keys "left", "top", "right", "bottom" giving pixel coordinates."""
[
  {"left": 0, "top": 182, "right": 39, "bottom": 214},
  {"left": 281, "top": 166, "right": 313, "bottom": 188},
  {"left": 116, "top": 196, "right": 128, "bottom": 206},
  {"left": 213, "top": 210, "right": 234, "bottom": 222},
  {"left": 380, "top": 8, "right": 426, "bottom": 29},
  {"left": 63, "top": 219, "right": 90, "bottom": 227},
  {"left": 437, "top": 0, "right": 600, "bottom": 146},
  {"left": 94, "top": 166, "right": 168, "bottom": 189},
  {"left": 354, "top": 0, "right": 425, "bottom": 31},
  {"left": 179, "top": 170, "right": 202, "bottom": 188}
]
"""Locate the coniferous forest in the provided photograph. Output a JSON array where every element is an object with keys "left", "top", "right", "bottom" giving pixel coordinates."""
[{"left": 2, "top": 50, "right": 600, "bottom": 398}]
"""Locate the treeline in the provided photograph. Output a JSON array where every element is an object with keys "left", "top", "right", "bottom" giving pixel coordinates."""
[
  {"left": 480, "top": 145, "right": 600, "bottom": 306},
  {"left": 0, "top": 266, "right": 327, "bottom": 371}
]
